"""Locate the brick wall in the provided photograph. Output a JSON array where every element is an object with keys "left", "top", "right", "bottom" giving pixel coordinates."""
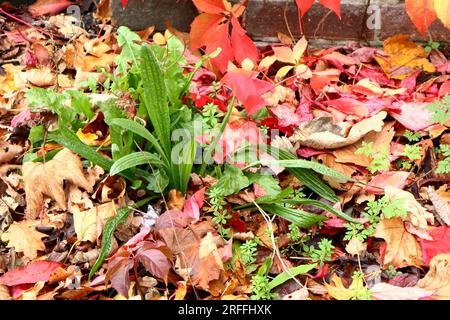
[{"left": 111, "top": 0, "right": 450, "bottom": 46}]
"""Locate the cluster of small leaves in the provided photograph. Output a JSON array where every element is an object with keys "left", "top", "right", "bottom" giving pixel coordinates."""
[
  {"left": 385, "top": 265, "right": 402, "bottom": 279},
  {"left": 251, "top": 274, "right": 278, "bottom": 300},
  {"left": 355, "top": 141, "right": 374, "bottom": 157},
  {"left": 367, "top": 148, "right": 390, "bottom": 173},
  {"left": 344, "top": 222, "right": 374, "bottom": 242},
  {"left": 366, "top": 196, "right": 408, "bottom": 219},
  {"left": 403, "top": 144, "right": 421, "bottom": 161},
  {"left": 436, "top": 144, "right": 450, "bottom": 174},
  {"left": 201, "top": 103, "right": 224, "bottom": 129},
  {"left": 403, "top": 130, "right": 421, "bottom": 142},
  {"left": 208, "top": 187, "right": 232, "bottom": 239},
  {"left": 350, "top": 271, "right": 372, "bottom": 300},
  {"left": 303, "top": 238, "right": 335, "bottom": 266},
  {"left": 240, "top": 237, "right": 261, "bottom": 273},
  {"left": 424, "top": 40, "right": 440, "bottom": 53},
  {"left": 287, "top": 224, "right": 302, "bottom": 241},
  {"left": 427, "top": 94, "right": 450, "bottom": 125}
]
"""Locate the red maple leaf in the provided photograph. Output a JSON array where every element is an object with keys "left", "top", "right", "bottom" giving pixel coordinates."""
[
  {"left": 419, "top": 226, "right": 450, "bottom": 264},
  {"left": 190, "top": 0, "right": 258, "bottom": 73}
]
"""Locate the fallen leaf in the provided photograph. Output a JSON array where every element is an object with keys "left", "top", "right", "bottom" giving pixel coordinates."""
[
  {"left": 384, "top": 186, "right": 434, "bottom": 229},
  {"left": 1, "top": 221, "right": 47, "bottom": 259},
  {"left": 0, "top": 141, "right": 23, "bottom": 164},
  {"left": 373, "top": 218, "right": 423, "bottom": 268},
  {"left": 0, "top": 261, "right": 62, "bottom": 286},
  {"left": 345, "top": 237, "right": 367, "bottom": 256},
  {"left": 0, "top": 285, "right": 10, "bottom": 300},
  {"left": 419, "top": 227, "right": 450, "bottom": 264},
  {"left": 23, "top": 148, "right": 93, "bottom": 219},
  {"left": 405, "top": 0, "right": 438, "bottom": 37},
  {"left": 427, "top": 186, "right": 450, "bottom": 226},
  {"left": 370, "top": 282, "right": 432, "bottom": 300},
  {"left": 375, "top": 35, "right": 436, "bottom": 79},
  {"left": 73, "top": 202, "right": 117, "bottom": 243},
  {"left": 417, "top": 253, "right": 450, "bottom": 299},
  {"left": 324, "top": 274, "right": 366, "bottom": 300},
  {"left": 19, "top": 68, "right": 56, "bottom": 87},
  {"left": 289, "top": 111, "right": 387, "bottom": 149}
]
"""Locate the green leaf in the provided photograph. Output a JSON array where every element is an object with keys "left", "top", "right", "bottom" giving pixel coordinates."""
[
  {"left": 246, "top": 172, "right": 281, "bottom": 197},
  {"left": 109, "top": 118, "right": 167, "bottom": 164},
  {"left": 116, "top": 26, "right": 141, "bottom": 73},
  {"left": 89, "top": 207, "right": 131, "bottom": 280},
  {"left": 67, "top": 90, "right": 94, "bottom": 120},
  {"left": 285, "top": 199, "right": 360, "bottom": 223},
  {"left": 170, "top": 138, "right": 196, "bottom": 193},
  {"left": 269, "top": 146, "right": 339, "bottom": 203},
  {"left": 50, "top": 127, "right": 113, "bottom": 170},
  {"left": 268, "top": 264, "right": 317, "bottom": 290},
  {"left": 212, "top": 165, "right": 251, "bottom": 196},
  {"left": 259, "top": 204, "right": 327, "bottom": 228},
  {"left": 140, "top": 44, "right": 171, "bottom": 156},
  {"left": 110, "top": 152, "right": 162, "bottom": 176}
]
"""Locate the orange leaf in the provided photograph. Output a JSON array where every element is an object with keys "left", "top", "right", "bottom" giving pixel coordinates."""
[
  {"left": 192, "top": 0, "right": 226, "bottom": 14},
  {"left": 434, "top": 0, "right": 450, "bottom": 29},
  {"left": 189, "top": 13, "right": 224, "bottom": 50},
  {"left": 319, "top": 0, "right": 341, "bottom": 18},
  {"left": 406, "top": 0, "right": 438, "bottom": 37}
]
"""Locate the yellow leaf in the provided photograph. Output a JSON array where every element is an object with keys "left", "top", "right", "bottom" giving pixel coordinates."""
[
  {"left": 153, "top": 32, "right": 167, "bottom": 46},
  {"left": 373, "top": 218, "right": 423, "bottom": 268},
  {"left": 273, "top": 46, "right": 295, "bottom": 64},
  {"left": 76, "top": 129, "right": 99, "bottom": 146},
  {"left": 275, "top": 65, "right": 294, "bottom": 80},
  {"left": 375, "top": 35, "right": 436, "bottom": 79},
  {"left": 1, "top": 221, "right": 46, "bottom": 259},
  {"left": 292, "top": 37, "right": 308, "bottom": 63},
  {"left": 259, "top": 56, "right": 277, "bottom": 69},
  {"left": 325, "top": 274, "right": 355, "bottom": 300},
  {"left": 434, "top": 0, "right": 450, "bottom": 29}
]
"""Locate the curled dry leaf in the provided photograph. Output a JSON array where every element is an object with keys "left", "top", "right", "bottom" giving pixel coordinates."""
[
  {"left": 289, "top": 111, "right": 387, "bottom": 149},
  {"left": 23, "top": 148, "right": 93, "bottom": 219},
  {"left": 19, "top": 68, "right": 56, "bottom": 87},
  {"left": 427, "top": 186, "right": 450, "bottom": 226},
  {"left": 0, "top": 221, "right": 47, "bottom": 259},
  {"left": 384, "top": 186, "right": 434, "bottom": 229},
  {"left": 370, "top": 283, "right": 432, "bottom": 300},
  {"left": 73, "top": 202, "right": 117, "bottom": 243},
  {"left": 417, "top": 253, "right": 450, "bottom": 299},
  {"left": 345, "top": 237, "right": 367, "bottom": 256},
  {"left": 373, "top": 218, "right": 423, "bottom": 268},
  {"left": 0, "top": 141, "right": 23, "bottom": 164}
]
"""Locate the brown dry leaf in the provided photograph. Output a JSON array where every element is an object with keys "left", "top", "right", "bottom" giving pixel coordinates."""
[
  {"left": 158, "top": 221, "right": 228, "bottom": 292},
  {"left": 373, "top": 218, "right": 423, "bottom": 268},
  {"left": 0, "top": 142, "right": 23, "bottom": 164},
  {"left": 19, "top": 68, "right": 56, "bottom": 87},
  {"left": 48, "top": 15, "right": 87, "bottom": 37},
  {"left": 0, "top": 64, "right": 26, "bottom": 95},
  {"left": 289, "top": 111, "right": 387, "bottom": 149},
  {"left": 23, "top": 148, "right": 93, "bottom": 219},
  {"left": 385, "top": 186, "right": 434, "bottom": 229},
  {"left": 316, "top": 154, "right": 356, "bottom": 190},
  {"left": 345, "top": 237, "right": 367, "bottom": 256},
  {"left": 167, "top": 189, "right": 185, "bottom": 211},
  {"left": 1, "top": 220, "right": 46, "bottom": 259},
  {"left": 334, "top": 122, "right": 395, "bottom": 166},
  {"left": 374, "top": 35, "right": 436, "bottom": 79},
  {"left": 417, "top": 253, "right": 450, "bottom": 299},
  {"left": 73, "top": 202, "right": 117, "bottom": 243},
  {"left": 427, "top": 186, "right": 450, "bottom": 226},
  {"left": 0, "top": 284, "right": 11, "bottom": 300}
]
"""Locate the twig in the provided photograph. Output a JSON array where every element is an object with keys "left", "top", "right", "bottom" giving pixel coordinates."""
[{"left": 0, "top": 8, "right": 54, "bottom": 40}]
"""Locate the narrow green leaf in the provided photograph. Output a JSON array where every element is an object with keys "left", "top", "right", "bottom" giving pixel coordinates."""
[
  {"left": 110, "top": 152, "right": 161, "bottom": 176},
  {"left": 170, "top": 138, "right": 196, "bottom": 193},
  {"left": 285, "top": 198, "right": 360, "bottom": 223},
  {"left": 88, "top": 207, "right": 131, "bottom": 280},
  {"left": 110, "top": 118, "right": 168, "bottom": 164},
  {"left": 269, "top": 146, "right": 339, "bottom": 203},
  {"left": 50, "top": 127, "right": 113, "bottom": 170},
  {"left": 140, "top": 44, "right": 171, "bottom": 156},
  {"left": 268, "top": 264, "right": 317, "bottom": 290},
  {"left": 260, "top": 204, "right": 327, "bottom": 228}
]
